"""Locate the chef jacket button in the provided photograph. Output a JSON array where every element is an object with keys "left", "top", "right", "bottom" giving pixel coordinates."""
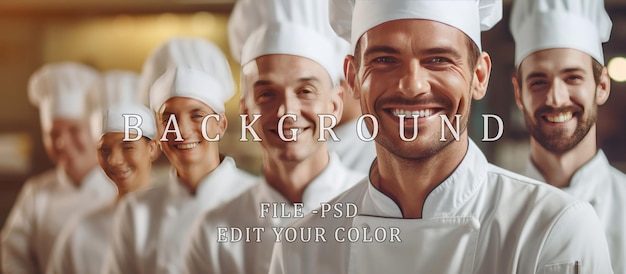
[{"left": 467, "top": 218, "right": 480, "bottom": 231}]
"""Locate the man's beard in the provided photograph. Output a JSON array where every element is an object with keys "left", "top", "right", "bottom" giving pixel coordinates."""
[{"left": 523, "top": 103, "right": 596, "bottom": 154}]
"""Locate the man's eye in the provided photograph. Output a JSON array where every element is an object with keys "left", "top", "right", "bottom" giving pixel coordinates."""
[
  {"left": 373, "top": 56, "right": 394, "bottom": 63},
  {"left": 123, "top": 146, "right": 135, "bottom": 150},
  {"left": 566, "top": 75, "right": 583, "bottom": 82},
  {"left": 429, "top": 57, "right": 450, "bottom": 63},
  {"left": 257, "top": 91, "right": 276, "bottom": 103},
  {"left": 530, "top": 80, "right": 548, "bottom": 87},
  {"left": 162, "top": 115, "right": 174, "bottom": 123},
  {"left": 259, "top": 91, "right": 275, "bottom": 97}
]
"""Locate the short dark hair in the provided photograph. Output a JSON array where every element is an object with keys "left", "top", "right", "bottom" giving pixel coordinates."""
[
  {"left": 353, "top": 34, "right": 481, "bottom": 71},
  {"left": 514, "top": 57, "right": 604, "bottom": 89}
]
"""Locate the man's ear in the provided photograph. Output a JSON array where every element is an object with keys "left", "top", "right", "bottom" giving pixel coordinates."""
[
  {"left": 595, "top": 66, "right": 611, "bottom": 106},
  {"left": 148, "top": 139, "right": 160, "bottom": 161},
  {"left": 344, "top": 56, "right": 360, "bottom": 100},
  {"left": 471, "top": 52, "right": 491, "bottom": 100},
  {"left": 239, "top": 98, "right": 250, "bottom": 118},
  {"left": 511, "top": 75, "right": 525, "bottom": 111},
  {"left": 218, "top": 113, "right": 228, "bottom": 135},
  {"left": 331, "top": 82, "right": 345, "bottom": 123}
]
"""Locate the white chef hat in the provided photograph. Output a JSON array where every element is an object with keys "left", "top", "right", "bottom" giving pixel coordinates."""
[
  {"left": 100, "top": 70, "right": 141, "bottom": 108},
  {"left": 142, "top": 37, "right": 235, "bottom": 113},
  {"left": 510, "top": 0, "right": 612, "bottom": 67},
  {"left": 102, "top": 103, "right": 157, "bottom": 140},
  {"left": 28, "top": 62, "right": 101, "bottom": 131},
  {"left": 330, "top": 0, "right": 502, "bottom": 53},
  {"left": 228, "top": 0, "right": 349, "bottom": 87},
  {"left": 98, "top": 70, "right": 156, "bottom": 140}
]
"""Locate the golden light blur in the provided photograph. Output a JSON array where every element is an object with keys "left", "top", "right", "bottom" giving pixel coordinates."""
[
  {"left": 608, "top": 56, "right": 626, "bottom": 82},
  {"left": 0, "top": 11, "right": 263, "bottom": 178}
]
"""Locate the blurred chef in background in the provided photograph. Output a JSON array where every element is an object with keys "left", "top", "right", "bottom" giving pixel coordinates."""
[
  {"left": 184, "top": 0, "right": 365, "bottom": 272},
  {"left": 45, "top": 70, "right": 159, "bottom": 274},
  {"left": 1, "top": 62, "right": 116, "bottom": 274},
  {"left": 103, "top": 37, "right": 257, "bottom": 274}
]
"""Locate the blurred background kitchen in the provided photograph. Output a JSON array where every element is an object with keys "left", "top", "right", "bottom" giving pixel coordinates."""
[{"left": 0, "top": 0, "right": 625, "bottom": 230}]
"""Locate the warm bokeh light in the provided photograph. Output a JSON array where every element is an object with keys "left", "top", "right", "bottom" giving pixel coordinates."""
[
  {"left": 36, "top": 12, "right": 262, "bottom": 174},
  {"left": 607, "top": 56, "right": 626, "bottom": 82}
]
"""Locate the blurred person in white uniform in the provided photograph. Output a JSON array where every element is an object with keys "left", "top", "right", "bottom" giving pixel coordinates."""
[
  {"left": 510, "top": 0, "right": 626, "bottom": 272},
  {"left": 102, "top": 37, "right": 257, "bottom": 274},
  {"left": 325, "top": 34, "right": 375, "bottom": 174},
  {"left": 1, "top": 62, "right": 116, "bottom": 274},
  {"left": 183, "top": 0, "right": 365, "bottom": 273},
  {"left": 268, "top": 0, "right": 614, "bottom": 273},
  {"left": 327, "top": 89, "right": 376, "bottom": 173},
  {"left": 45, "top": 71, "right": 159, "bottom": 274}
]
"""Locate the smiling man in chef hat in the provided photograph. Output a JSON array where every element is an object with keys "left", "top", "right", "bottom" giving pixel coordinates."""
[
  {"left": 183, "top": 0, "right": 365, "bottom": 273},
  {"left": 1, "top": 62, "right": 116, "bottom": 274},
  {"left": 46, "top": 70, "right": 159, "bottom": 274},
  {"left": 102, "top": 37, "right": 257, "bottom": 274},
  {"left": 510, "top": 0, "right": 626, "bottom": 272},
  {"left": 268, "top": 0, "right": 614, "bottom": 273}
]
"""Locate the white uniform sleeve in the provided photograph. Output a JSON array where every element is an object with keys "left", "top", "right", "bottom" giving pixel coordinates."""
[
  {"left": 102, "top": 199, "right": 137, "bottom": 274},
  {"left": 538, "top": 201, "right": 614, "bottom": 273},
  {"left": 45, "top": 220, "right": 77, "bottom": 274},
  {"left": 1, "top": 181, "right": 41, "bottom": 274},
  {"left": 268, "top": 241, "right": 286, "bottom": 274},
  {"left": 183, "top": 216, "right": 214, "bottom": 274}
]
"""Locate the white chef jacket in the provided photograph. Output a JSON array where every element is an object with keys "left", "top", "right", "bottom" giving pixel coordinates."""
[
  {"left": 327, "top": 119, "right": 376, "bottom": 174},
  {"left": 184, "top": 153, "right": 365, "bottom": 274},
  {"left": 1, "top": 167, "right": 116, "bottom": 274},
  {"left": 522, "top": 150, "right": 626, "bottom": 274},
  {"left": 102, "top": 157, "right": 257, "bottom": 274},
  {"left": 269, "top": 140, "right": 614, "bottom": 274},
  {"left": 45, "top": 202, "right": 116, "bottom": 274}
]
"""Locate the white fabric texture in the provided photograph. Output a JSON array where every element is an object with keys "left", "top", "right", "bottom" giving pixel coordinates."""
[
  {"left": 327, "top": 119, "right": 376, "bottom": 174},
  {"left": 184, "top": 153, "right": 365, "bottom": 274},
  {"left": 45, "top": 202, "right": 116, "bottom": 274},
  {"left": 510, "top": 0, "right": 612, "bottom": 66},
  {"left": 100, "top": 70, "right": 141, "bottom": 107},
  {"left": 142, "top": 37, "right": 234, "bottom": 113},
  {"left": 329, "top": 0, "right": 503, "bottom": 52},
  {"left": 522, "top": 151, "right": 626, "bottom": 274},
  {"left": 28, "top": 62, "right": 100, "bottom": 121},
  {"left": 1, "top": 168, "right": 116, "bottom": 274},
  {"left": 99, "top": 70, "right": 156, "bottom": 140},
  {"left": 27, "top": 62, "right": 102, "bottom": 138},
  {"left": 268, "top": 140, "right": 614, "bottom": 273},
  {"left": 102, "top": 103, "right": 156, "bottom": 140},
  {"left": 102, "top": 157, "right": 256, "bottom": 274},
  {"left": 228, "top": 0, "right": 349, "bottom": 86}
]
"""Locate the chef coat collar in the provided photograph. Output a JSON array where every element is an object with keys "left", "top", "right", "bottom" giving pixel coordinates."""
[
  {"left": 56, "top": 166, "right": 115, "bottom": 196},
  {"left": 524, "top": 150, "right": 610, "bottom": 203},
  {"left": 570, "top": 150, "right": 611, "bottom": 187},
  {"left": 168, "top": 156, "right": 241, "bottom": 207},
  {"left": 302, "top": 152, "right": 351, "bottom": 211},
  {"left": 259, "top": 152, "right": 349, "bottom": 212},
  {"left": 361, "top": 139, "right": 487, "bottom": 218}
]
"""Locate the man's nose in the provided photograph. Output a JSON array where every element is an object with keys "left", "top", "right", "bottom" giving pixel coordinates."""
[
  {"left": 545, "top": 78, "right": 569, "bottom": 108},
  {"left": 398, "top": 59, "right": 430, "bottom": 97}
]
